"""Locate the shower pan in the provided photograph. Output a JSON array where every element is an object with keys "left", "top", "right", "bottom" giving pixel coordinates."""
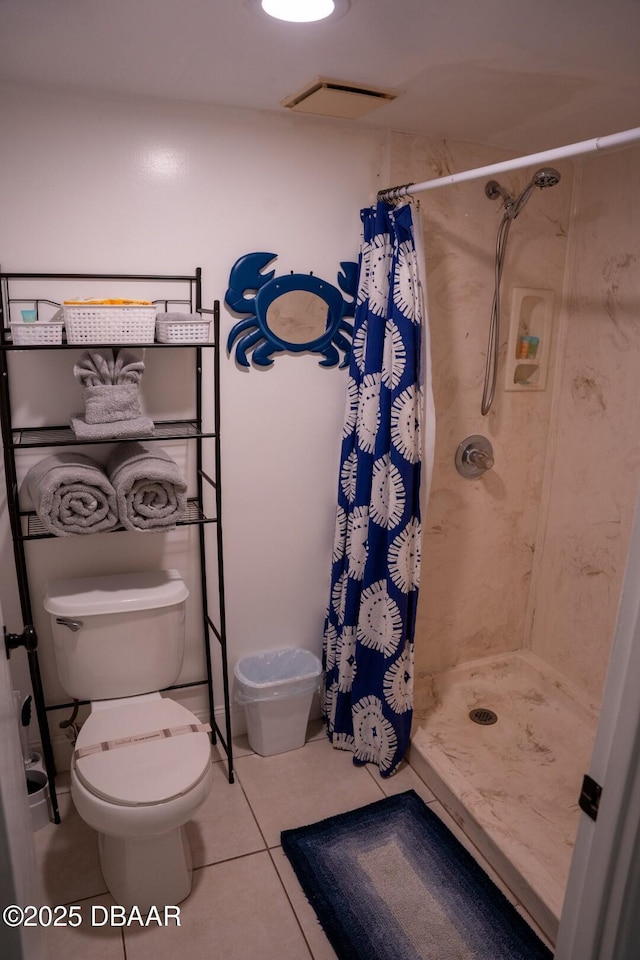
[{"left": 408, "top": 651, "right": 597, "bottom": 946}]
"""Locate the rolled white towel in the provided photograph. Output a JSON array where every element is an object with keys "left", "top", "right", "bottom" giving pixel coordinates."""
[
  {"left": 106, "top": 442, "right": 187, "bottom": 532},
  {"left": 24, "top": 453, "right": 118, "bottom": 537}
]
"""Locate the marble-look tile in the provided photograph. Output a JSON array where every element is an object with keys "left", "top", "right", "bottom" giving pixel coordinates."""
[
  {"left": 234, "top": 736, "right": 385, "bottom": 848},
  {"left": 123, "top": 852, "right": 312, "bottom": 960},
  {"left": 528, "top": 147, "right": 640, "bottom": 703},
  {"left": 409, "top": 651, "right": 596, "bottom": 945},
  {"left": 386, "top": 132, "right": 574, "bottom": 682},
  {"left": 186, "top": 759, "right": 266, "bottom": 866}
]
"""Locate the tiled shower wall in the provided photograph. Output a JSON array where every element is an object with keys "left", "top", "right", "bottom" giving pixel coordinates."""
[
  {"left": 384, "top": 133, "right": 572, "bottom": 679},
  {"left": 528, "top": 146, "right": 640, "bottom": 704}
]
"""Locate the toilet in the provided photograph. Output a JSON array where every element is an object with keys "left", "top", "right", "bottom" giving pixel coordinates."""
[{"left": 44, "top": 569, "right": 213, "bottom": 911}]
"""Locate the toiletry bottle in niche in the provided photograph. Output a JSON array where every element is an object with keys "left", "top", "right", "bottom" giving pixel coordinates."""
[
  {"left": 527, "top": 336, "right": 539, "bottom": 359},
  {"left": 517, "top": 336, "right": 529, "bottom": 359}
]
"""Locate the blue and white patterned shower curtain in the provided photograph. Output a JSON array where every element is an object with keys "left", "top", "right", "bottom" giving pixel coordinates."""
[{"left": 323, "top": 200, "right": 424, "bottom": 778}]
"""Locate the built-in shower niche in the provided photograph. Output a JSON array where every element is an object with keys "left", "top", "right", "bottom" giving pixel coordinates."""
[{"left": 504, "top": 287, "right": 554, "bottom": 392}]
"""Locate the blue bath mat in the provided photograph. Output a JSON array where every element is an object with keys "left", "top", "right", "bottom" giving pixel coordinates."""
[{"left": 281, "top": 790, "right": 552, "bottom": 960}]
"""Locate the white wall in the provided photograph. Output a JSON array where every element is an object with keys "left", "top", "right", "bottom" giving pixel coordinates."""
[{"left": 0, "top": 81, "right": 389, "bottom": 748}]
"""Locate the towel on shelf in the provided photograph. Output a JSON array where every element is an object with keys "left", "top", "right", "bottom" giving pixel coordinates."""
[
  {"left": 73, "top": 348, "right": 146, "bottom": 387},
  {"left": 82, "top": 383, "right": 143, "bottom": 423},
  {"left": 106, "top": 442, "right": 187, "bottom": 532},
  {"left": 24, "top": 453, "right": 118, "bottom": 537},
  {"left": 73, "top": 347, "right": 152, "bottom": 426},
  {"left": 70, "top": 416, "right": 156, "bottom": 440}
]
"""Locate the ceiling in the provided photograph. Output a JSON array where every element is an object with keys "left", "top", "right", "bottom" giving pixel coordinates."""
[{"left": 1, "top": 0, "right": 639, "bottom": 154}]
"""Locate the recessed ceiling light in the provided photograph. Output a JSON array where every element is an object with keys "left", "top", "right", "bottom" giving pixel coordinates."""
[{"left": 249, "top": 0, "right": 350, "bottom": 23}]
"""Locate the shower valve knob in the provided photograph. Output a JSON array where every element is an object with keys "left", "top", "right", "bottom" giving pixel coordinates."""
[
  {"left": 468, "top": 448, "right": 494, "bottom": 470},
  {"left": 455, "top": 435, "right": 495, "bottom": 479}
]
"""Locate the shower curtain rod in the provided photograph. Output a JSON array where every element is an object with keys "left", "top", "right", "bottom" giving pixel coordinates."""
[{"left": 377, "top": 125, "right": 640, "bottom": 202}]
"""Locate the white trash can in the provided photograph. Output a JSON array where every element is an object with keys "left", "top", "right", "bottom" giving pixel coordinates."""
[
  {"left": 234, "top": 647, "right": 323, "bottom": 757},
  {"left": 26, "top": 765, "right": 51, "bottom": 831}
]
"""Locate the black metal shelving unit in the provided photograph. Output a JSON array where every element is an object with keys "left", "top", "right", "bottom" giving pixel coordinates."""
[{"left": 0, "top": 268, "right": 234, "bottom": 826}]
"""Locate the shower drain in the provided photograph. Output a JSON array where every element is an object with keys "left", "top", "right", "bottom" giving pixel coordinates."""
[{"left": 469, "top": 708, "right": 498, "bottom": 725}]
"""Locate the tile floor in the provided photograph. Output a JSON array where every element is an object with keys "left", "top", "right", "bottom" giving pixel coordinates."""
[{"left": 37, "top": 721, "right": 552, "bottom": 959}]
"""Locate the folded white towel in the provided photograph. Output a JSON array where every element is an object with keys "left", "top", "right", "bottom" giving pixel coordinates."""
[{"left": 70, "top": 416, "right": 155, "bottom": 440}]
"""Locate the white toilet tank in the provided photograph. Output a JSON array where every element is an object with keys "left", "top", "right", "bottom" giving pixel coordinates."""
[{"left": 44, "top": 570, "right": 189, "bottom": 701}]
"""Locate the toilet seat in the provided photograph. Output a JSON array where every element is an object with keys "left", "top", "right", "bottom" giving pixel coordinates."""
[{"left": 73, "top": 698, "right": 211, "bottom": 807}]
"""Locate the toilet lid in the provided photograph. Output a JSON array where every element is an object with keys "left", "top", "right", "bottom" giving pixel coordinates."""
[{"left": 73, "top": 699, "right": 211, "bottom": 806}]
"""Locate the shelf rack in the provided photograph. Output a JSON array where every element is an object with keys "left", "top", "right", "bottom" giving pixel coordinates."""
[{"left": 0, "top": 268, "right": 234, "bottom": 825}]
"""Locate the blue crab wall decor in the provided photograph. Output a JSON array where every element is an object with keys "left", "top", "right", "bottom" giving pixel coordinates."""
[{"left": 225, "top": 252, "right": 358, "bottom": 369}]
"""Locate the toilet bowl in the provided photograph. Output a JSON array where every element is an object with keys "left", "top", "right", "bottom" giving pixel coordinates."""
[
  {"left": 71, "top": 693, "right": 212, "bottom": 910},
  {"left": 44, "top": 570, "right": 214, "bottom": 910},
  {"left": 70, "top": 694, "right": 213, "bottom": 910}
]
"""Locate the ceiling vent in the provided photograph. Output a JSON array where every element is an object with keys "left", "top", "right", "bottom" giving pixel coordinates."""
[{"left": 281, "top": 78, "right": 397, "bottom": 120}]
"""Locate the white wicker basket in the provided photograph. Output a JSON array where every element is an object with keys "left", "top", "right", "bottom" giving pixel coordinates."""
[
  {"left": 155, "top": 314, "right": 211, "bottom": 344},
  {"left": 63, "top": 304, "right": 157, "bottom": 344},
  {"left": 10, "top": 321, "right": 64, "bottom": 345}
]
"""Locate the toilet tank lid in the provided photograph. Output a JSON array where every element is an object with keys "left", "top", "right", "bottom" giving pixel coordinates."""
[{"left": 43, "top": 570, "right": 189, "bottom": 617}]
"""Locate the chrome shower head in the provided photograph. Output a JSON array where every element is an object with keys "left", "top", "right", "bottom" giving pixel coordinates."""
[
  {"left": 486, "top": 166, "right": 562, "bottom": 220},
  {"left": 485, "top": 167, "right": 561, "bottom": 207},
  {"left": 532, "top": 167, "right": 561, "bottom": 189}
]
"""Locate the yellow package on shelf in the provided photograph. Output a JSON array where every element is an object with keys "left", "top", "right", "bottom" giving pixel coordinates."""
[{"left": 63, "top": 298, "right": 153, "bottom": 305}]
